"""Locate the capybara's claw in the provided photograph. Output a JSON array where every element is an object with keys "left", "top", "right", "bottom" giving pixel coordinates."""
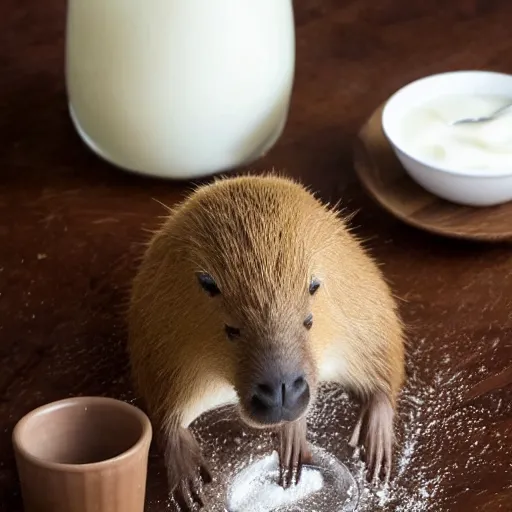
[
  {"left": 278, "top": 418, "right": 312, "bottom": 488},
  {"left": 350, "top": 392, "right": 394, "bottom": 484}
]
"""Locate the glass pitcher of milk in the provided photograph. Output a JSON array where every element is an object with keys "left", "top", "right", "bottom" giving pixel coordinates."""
[{"left": 65, "top": 0, "right": 295, "bottom": 179}]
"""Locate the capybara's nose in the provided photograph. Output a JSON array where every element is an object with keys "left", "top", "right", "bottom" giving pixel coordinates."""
[{"left": 250, "top": 374, "right": 310, "bottom": 424}]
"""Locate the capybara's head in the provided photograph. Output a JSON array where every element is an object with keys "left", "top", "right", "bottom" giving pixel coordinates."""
[
  {"left": 179, "top": 176, "right": 340, "bottom": 428},
  {"left": 195, "top": 268, "right": 319, "bottom": 428}
]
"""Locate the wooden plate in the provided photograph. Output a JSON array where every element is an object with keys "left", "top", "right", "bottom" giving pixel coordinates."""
[{"left": 353, "top": 104, "right": 512, "bottom": 242}]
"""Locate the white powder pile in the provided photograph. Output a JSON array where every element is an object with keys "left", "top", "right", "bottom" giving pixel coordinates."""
[{"left": 227, "top": 451, "right": 324, "bottom": 512}]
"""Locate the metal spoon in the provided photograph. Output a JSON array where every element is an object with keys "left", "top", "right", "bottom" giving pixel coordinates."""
[{"left": 452, "top": 102, "right": 512, "bottom": 125}]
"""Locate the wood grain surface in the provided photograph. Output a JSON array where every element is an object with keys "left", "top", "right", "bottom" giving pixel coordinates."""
[
  {"left": 355, "top": 105, "right": 512, "bottom": 242},
  {"left": 0, "top": 1, "right": 511, "bottom": 511}
]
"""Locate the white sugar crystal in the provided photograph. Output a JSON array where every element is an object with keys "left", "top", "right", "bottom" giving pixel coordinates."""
[{"left": 227, "top": 451, "right": 324, "bottom": 512}]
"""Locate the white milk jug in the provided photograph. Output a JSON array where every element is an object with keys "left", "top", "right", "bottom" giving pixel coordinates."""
[{"left": 65, "top": 0, "right": 295, "bottom": 179}]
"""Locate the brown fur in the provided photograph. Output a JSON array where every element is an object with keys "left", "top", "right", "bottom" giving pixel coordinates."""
[{"left": 127, "top": 174, "right": 405, "bottom": 506}]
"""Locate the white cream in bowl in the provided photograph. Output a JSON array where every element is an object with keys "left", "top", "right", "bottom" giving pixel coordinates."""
[
  {"left": 382, "top": 71, "right": 512, "bottom": 207},
  {"left": 400, "top": 94, "right": 512, "bottom": 171}
]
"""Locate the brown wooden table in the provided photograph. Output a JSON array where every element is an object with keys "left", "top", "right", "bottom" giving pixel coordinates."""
[{"left": 1, "top": 1, "right": 511, "bottom": 511}]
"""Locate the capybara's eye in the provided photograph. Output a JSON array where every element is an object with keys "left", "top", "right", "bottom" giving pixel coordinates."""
[
  {"left": 225, "top": 325, "right": 241, "bottom": 340},
  {"left": 309, "top": 278, "right": 321, "bottom": 295},
  {"left": 303, "top": 314, "right": 313, "bottom": 330},
  {"left": 196, "top": 272, "right": 220, "bottom": 297}
]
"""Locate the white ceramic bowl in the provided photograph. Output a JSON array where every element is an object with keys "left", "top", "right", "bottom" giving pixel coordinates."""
[{"left": 381, "top": 70, "right": 512, "bottom": 207}]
